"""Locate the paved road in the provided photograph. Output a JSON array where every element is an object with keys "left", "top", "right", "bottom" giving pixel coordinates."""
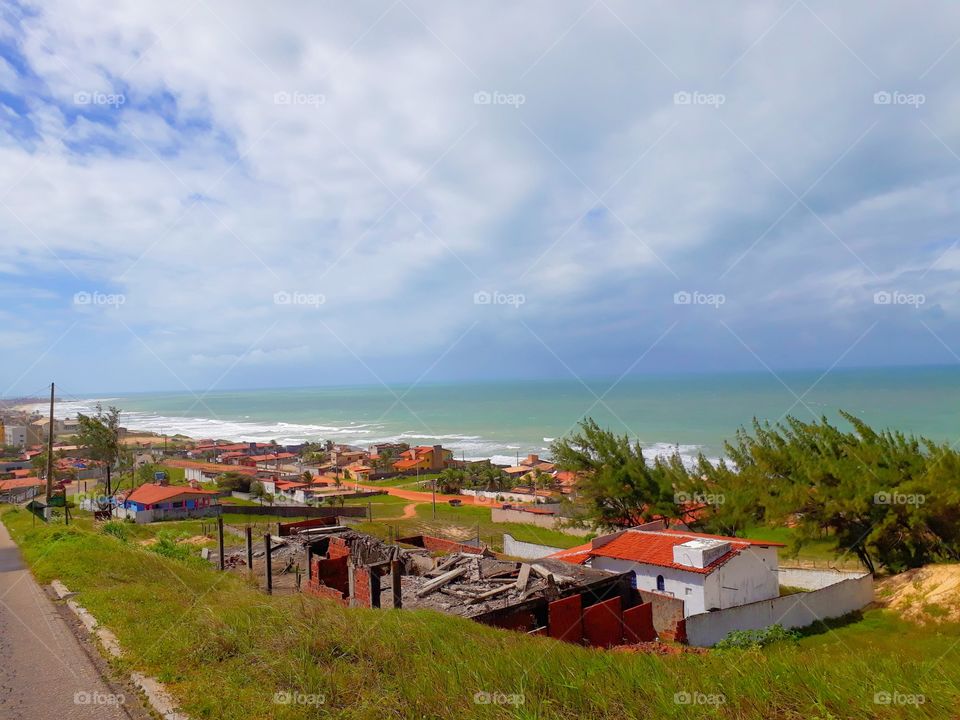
[{"left": 0, "top": 521, "right": 132, "bottom": 720}]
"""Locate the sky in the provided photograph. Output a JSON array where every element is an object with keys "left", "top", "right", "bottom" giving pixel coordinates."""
[{"left": 1, "top": 0, "right": 960, "bottom": 396}]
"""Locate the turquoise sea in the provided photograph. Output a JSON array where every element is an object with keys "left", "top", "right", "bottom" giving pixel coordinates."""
[{"left": 49, "top": 366, "right": 960, "bottom": 465}]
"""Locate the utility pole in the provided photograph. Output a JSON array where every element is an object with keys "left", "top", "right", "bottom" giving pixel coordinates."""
[
  {"left": 432, "top": 474, "right": 436, "bottom": 520},
  {"left": 45, "top": 383, "right": 55, "bottom": 503}
]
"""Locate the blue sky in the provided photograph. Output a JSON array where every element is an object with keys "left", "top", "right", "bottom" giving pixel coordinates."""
[{"left": 2, "top": 0, "right": 960, "bottom": 395}]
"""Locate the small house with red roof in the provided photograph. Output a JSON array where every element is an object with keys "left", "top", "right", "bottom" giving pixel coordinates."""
[
  {"left": 117, "top": 483, "right": 221, "bottom": 523},
  {"left": 549, "top": 528, "right": 785, "bottom": 617}
]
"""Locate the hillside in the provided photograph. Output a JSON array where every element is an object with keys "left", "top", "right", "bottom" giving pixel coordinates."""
[
  {"left": 2, "top": 507, "right": 957, "bottom": 720},
  {"left": 876, "top": 564, "right": 960, "bottom": 623}
]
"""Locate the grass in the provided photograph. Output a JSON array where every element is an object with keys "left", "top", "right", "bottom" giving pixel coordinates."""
[{"left": 4, "top": 505, "right": 959, "bottom": 719}]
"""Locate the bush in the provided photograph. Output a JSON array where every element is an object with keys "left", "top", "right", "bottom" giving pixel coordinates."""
[
  {"left": 715, "top": 624, "right": 800, "bottom": 650},
  {"left": 101, "top": 521, "right": 129, "bottom": 542},
  {"left": 148, "top": 531, "right": 194, "bottom": 562}
]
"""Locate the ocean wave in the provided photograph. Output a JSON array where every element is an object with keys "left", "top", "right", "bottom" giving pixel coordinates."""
[{"left": 34, "top": 397, "right": 719, "bottom": 466}]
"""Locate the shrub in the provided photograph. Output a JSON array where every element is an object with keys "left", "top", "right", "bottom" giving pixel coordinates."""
[
  {"left": 148, "top": 531, "right": 194, "bottom": 562},
  {"left": 715, "top": 624, "right": 800, "bottom": 650},
  {"left": 101, "top": 521, "right": 129, "bottom": 542}
]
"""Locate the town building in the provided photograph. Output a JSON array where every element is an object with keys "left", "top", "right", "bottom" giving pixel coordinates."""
[
  {"left": 2, "top": 424, "right": 27, "bottom": 448},
  {"left": 116, "top": 483, "right": 221, "bottom": 523},
  {"left": 550, "top": 528, "right": 784, "bottom": 617},
  {"left": 392, "top": 445, "right": 454, "bottom": 472},
  {"left": 163, "top": 458, "right": 259, "bottom": 484}
]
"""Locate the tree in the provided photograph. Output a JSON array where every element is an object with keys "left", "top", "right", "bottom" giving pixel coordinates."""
[
  {"left": 550, "top": 418, "right": 680, "bottom": 529},
  {"left": 217, "top": 472, "right": 253, "bottom": 493},
  {"left": 76, "top": 404, "right": 124, "bottom": 467},
  {"left": 691, "top": 412, "right": 960, "bottom": 574},
  {"left": 437, "top": 468, "right": 465, "bottom": 494},
  {"left": 301, "top": 470, "right": 313, "bottom": 484},
  {"left": 250, "top": 481, "right": 266, "bottom": 502}
]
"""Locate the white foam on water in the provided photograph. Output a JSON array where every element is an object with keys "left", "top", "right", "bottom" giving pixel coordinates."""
[{"left": 36, "top": 397, "right": 723, "bottom": 466}]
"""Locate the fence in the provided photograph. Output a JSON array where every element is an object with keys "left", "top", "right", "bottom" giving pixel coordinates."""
[
  {"left": 221, "top": 505, "right": 369, "bottom": 519},
  {"left": 491, "top": 507, "right": 591, "bottom": 535},
  {"left": 684, "top": 568, "right": 873, "bottom": 647}
]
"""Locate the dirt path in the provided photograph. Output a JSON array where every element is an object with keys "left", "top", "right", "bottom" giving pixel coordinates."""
[
  {"left": 400, "top": 503, "right": 418, "bottom": 519},
  {"left": 352, "top": 480, "right": 492, "bottom": 507},
  {"left": 0, "top": 521, "right": 135, "bottom": 720}
]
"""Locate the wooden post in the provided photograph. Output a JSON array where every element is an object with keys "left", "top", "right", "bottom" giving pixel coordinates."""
[
  {"left": 217, "top": 516, "right": 225, "bottom": 570},
  {"left": 245, "top": 526, "right": 253, "bottom": 573},
  {"left": 391, "top": 560, "right": 402, "bottom": 609},
  {"left": 264, "top": 533, "right": 272, "bottom": 594},
  {"left": 306, "top": 544, "right": 313, "bottom": 581}
]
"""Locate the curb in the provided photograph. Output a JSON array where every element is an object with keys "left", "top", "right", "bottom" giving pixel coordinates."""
[{"left": 55, "top": 579, "right": 191, "bottom": 720}]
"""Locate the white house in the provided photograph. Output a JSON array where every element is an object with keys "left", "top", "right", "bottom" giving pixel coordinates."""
[{"left": 550, "top": 528, "right": 784, "bottom": 617}]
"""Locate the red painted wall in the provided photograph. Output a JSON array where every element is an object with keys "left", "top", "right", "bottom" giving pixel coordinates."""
[
  {"left": 548, "top": 594, "right": 583, "bottom": 643},
  {"left": 622, "top": 602, "right": 656, "bottom": 643},
  {"left": 582, "top": 597, "right": 623, "bottom": 648}
]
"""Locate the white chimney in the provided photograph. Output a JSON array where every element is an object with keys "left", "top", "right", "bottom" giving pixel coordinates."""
[{"left": 672, "top": 538, "right": 731, "bottom": 569}]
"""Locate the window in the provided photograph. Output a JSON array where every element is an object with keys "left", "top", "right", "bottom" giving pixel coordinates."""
[{"left": 656, "top": 575, "right": 665, "bottom": 592}]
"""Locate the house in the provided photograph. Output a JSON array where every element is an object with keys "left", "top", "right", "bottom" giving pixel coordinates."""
[
  {"left": 116, "top": 483, "right": 221, "bottom": 523},
  {"left": 0, "top": 476, "right": 44, "bottom": 501},
  {"left": 345, "top": 463, "right": 372, "bottom": 482},
  {"left": 503, "top": 453, "right": 556, "bottom": 480},
  {"left": 549, "top": 528, "right": 785, "bottom": 617},
  {"left": 239, "top": 452, "right": 299, "bottom": 470},
  {"left": 2, "top": 423, "right": 27, "bottom": 448},
  {"left": 163, "top": 458, "right": 259, "bottom": 484},
  {"left": 330, "top": 445, "right": 369, "bottom": 468},
  {"left": 393, "top": 445, "right": 454, "bottom": 472}
]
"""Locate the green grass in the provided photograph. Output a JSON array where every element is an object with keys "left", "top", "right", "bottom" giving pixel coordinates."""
[{"left": 3, "top": 506, "right": 958, "bottom": 720}]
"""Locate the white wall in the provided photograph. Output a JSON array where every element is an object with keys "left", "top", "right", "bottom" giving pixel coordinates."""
[
  {"left": 502, "top": 533, "right": 562, "bottom": 560},
  {"left": 685, "top": 570, "right": 873, "bottom": 647},
  {"left": 704, "top": 546, "right": 780, "bottom": 612},
  {"left": 591, "top": 557, "right": 709, "bottom": 615}
]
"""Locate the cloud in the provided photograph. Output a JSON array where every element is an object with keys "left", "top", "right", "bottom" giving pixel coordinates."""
[{"left": 1, "top": 0, "right": 960, "bottom": 392}]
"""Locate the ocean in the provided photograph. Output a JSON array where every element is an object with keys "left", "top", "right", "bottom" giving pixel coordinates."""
[{"left": 41, "top": 366, "right": 960, "bottom": 466}]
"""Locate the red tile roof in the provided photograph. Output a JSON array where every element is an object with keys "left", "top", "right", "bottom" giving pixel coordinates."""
[
  {"left": 547, "top": 542, "right": 593, "bottom": 565},
  {"left": 0, "top": 477, "right": 43, "bottom": 491},
  {"left": 126, "top": 483, "right": 220, "bottom": 506},
  {"left": 549, "top": 529, "right": 784, "bottom": 575}
]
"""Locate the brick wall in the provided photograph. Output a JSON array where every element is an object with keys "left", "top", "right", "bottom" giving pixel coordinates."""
[
  {"left": 353, "top": 567, "right": 372, "bottom": 608},
  {"left": 328, "top": 536, "right": 351, "bottom": 559},
  {"left": 310, "top": 553, "right": 349, "bottom": 595}
]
